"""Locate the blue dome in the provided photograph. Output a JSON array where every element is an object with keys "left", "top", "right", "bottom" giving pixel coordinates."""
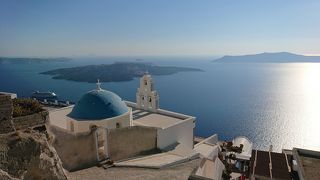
[{"left": 69, "top": 89, "right": 128, "bottom": 120}]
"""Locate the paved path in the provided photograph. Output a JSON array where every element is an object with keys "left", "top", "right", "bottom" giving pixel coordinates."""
[{"left": 67, "top": 159, "right": 200, "bottom": 180}]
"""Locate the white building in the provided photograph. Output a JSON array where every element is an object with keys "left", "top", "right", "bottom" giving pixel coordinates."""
[
  {"left": 136, "top": 72, "right": 159, "bottom": 112},
  {"left": 49, "top": 73, "right": 195, "bottom": 151},
  {"left": 232, "top": 136, "right": 253, "bottom": 161},
  {"left": 49, "top": 80, "right": 132, "bottom": 133},
  {"left": 0, "top": 92, "right": 17, "bottom": 99}
]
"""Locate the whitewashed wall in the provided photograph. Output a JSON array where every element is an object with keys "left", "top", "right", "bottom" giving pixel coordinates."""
[
  {"left": 48, "top": 106, "right": 73, "bottom": 129},
  {"left": 157, "top": 118, "right": 195, "bottom": 150},
  {"left": 69, "top": 109, "right": 132, "bottom": 133},
  {"left": 125, "top": 101, "right": 196, "bottom": 151}
]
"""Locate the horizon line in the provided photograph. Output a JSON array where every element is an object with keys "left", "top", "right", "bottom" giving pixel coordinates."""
[{"left": 1, "top": 51, "right": 320, "bottom": 59}]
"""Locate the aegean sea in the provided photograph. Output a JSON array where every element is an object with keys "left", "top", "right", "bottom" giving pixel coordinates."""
[{"left": 1, "top": 56, "right": 320, "bottom": 152}]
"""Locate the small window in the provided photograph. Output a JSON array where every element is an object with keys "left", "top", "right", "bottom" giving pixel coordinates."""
[
  {"left": 144, "top": 80, "right": 147, "bottom": 86},
  {"left": 149, "top": 97, "right": 152, "bottom": 102},
  {"left": 116, "top": 122, "right": 121, "bottom": 128},
  {"left": 89, "top": 124, "right": 97, "bottom": 130},
  {"left": 142, "top": 96, "right": 144, "bottom": 100}
]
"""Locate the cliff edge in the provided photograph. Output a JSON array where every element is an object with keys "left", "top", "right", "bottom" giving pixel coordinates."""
[{"left": 0, "top": 130, "right": 67, "bottom": 180}]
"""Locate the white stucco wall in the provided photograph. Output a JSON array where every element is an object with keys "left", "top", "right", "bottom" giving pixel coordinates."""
[
  {"left": 157, "top": 118, "right": 195, "bottom": 150},
  {"left": 48, "top": 106, "right": 73, "bottom": 129},
  {"left": 125, "top": 101, "right": 196, "bottom": 151},
  {"left": 0, "top": 92, "right": 17, "bottom": 99},
  {"left": 68, "top": 109, "right": 132, "bottom": 133}
]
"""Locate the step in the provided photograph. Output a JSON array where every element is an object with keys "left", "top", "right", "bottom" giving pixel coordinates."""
[{"left": 102, "top": 164, "right": 114, "bottom": 169}]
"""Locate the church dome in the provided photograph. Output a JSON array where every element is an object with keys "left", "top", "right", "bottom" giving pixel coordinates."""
[{"left": 69, "top": 87, "right": 128, "bottom": 120}]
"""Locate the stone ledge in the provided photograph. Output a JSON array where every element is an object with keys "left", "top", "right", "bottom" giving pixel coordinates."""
[{"left": 12, "top": 111, "right": 48, "bottom": 130}]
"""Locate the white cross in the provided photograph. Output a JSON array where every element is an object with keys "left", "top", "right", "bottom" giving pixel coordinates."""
[{"left": 96, "top": 79, "right": 101, "bottom": 90}]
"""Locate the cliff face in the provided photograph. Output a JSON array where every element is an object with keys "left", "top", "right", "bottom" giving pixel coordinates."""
[{"left": 0, "top": 130, "right": 67, "bottom": 180}]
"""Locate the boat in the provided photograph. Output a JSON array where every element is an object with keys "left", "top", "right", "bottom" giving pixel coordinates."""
[{"left": 31, "top": 91, "right": 58, "bottom": 101}]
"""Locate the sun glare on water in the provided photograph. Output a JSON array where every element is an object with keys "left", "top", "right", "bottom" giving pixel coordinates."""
[{"left": 300, "top": 63, "right": 320, "bottom": 150}]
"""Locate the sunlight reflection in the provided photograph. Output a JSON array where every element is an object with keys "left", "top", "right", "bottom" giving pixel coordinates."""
[{"left": 301, "top": 63, "right": 320, "bottom": 150}]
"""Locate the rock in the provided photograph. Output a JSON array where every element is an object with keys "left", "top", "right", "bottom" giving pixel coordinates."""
[
  {"left": 0, "top": 130, "right": 67, "bottom": 180},
  {"left": 0, "top": 169, "right": 19, "bottom": 180}
]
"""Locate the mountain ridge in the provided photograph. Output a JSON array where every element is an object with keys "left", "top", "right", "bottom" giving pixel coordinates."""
[{"left": 213, "top": 52, "right": 320, "bottom": 63}]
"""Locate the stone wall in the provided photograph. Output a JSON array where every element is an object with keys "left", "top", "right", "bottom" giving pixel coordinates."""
[
  {"left": 12, "top": 111, "right": 48, "bottom": 130},
  {"left": 47, "top": 124, "right": 99, "bottom": 171},
  {"left": 0, "top": 94, "right": 49, "bottom": 134},
  {"left": 107, "top": 126, "right": 158, "bottom": 161},
  {"left": 0, "top": 94, "right": 14, "bottom": 134}
]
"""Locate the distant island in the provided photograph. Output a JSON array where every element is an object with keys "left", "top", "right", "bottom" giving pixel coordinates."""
[
  {"left": 41, "top": 62, "right": 203, "bottom": 83},
  {"left": 0, "top": 57, "right": 71, "bottom": 64},
  {"left": 212, "top": 52, "right": 320, "bottom": 63}
]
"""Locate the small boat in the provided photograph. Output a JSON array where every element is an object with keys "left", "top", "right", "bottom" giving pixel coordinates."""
[{"left": 31, "top": 91, "right": 58, "bottom": 100}]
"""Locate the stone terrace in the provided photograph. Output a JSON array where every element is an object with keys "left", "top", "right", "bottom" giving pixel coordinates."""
[{"left": 67, "top": 159, "right": 200, "bottom": 180}]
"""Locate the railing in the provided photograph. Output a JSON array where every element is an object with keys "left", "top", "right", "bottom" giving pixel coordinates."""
[{"left": 33, "top": 98, "right": 74, "bottom": 107}]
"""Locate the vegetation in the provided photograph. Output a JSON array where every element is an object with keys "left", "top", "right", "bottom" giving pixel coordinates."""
[
  {"left": 229, "top": 144, "right": 244, "bottom": 153},
  {"left": 222, "top": 162, "right": 232, "bottom": 180},
  {"left": 221, "top": 141, "right": 244, "bottom": 153},
  {"left": 219, "top": 142, "right": 246, "bottom": 180},
  {"left": 12, "top": 98, "right": 43, "bottom": 117}
]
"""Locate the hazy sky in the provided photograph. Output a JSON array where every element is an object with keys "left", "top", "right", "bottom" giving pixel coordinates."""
[{"left": 1, "top": 0, "right": 320, "bottom": 57}]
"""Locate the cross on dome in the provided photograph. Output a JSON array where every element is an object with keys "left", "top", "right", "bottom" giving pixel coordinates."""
[{"left": 96, "top": 79, "right": 102, "bottom": 90}]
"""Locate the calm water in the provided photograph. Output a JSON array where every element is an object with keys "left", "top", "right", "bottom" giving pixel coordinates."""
[{"left": 1, "top": 57, "right": 320, "bottom": 152}]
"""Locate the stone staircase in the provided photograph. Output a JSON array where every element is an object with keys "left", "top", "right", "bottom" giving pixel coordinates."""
[{"left": 98, "top": 158, "right": 114, "bottom": 169}]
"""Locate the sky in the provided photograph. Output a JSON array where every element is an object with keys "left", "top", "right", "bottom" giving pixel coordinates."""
[{"left": 0, "top": 0, "right": 320, "bottom": 57}]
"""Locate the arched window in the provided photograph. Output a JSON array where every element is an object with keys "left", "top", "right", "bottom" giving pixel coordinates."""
[
  {"left": 149, "top": 97, "right": 152, "bottom": 102},
  {"left": 144, "top": 80, "right": 147, "bottom": 86},
  {"left": 141, "top": 96, "right": 145, "bottom": 107},
  {"left": 116, "top": 122, "right": 121, "bottom": 128}
]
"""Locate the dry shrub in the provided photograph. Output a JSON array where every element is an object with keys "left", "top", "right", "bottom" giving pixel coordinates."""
[{"left": 12, "top": 98, "right": 43, "bottom": 117}]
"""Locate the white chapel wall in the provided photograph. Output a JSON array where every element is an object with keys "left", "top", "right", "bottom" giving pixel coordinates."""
[
  {"left": 70, "top": 109, "right": 132, "bottom": 133},
  {"left": 157, "top": 118, "right": 195, "bottom": 150}
]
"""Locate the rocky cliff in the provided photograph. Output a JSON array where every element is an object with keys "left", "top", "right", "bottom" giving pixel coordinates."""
[{"left": 0, "top": 130, "right": 67, "bottom": 180}]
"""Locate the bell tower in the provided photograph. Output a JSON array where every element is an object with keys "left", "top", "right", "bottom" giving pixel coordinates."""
[{"left": 136, "top": 72, "right": 159, "bottom": 112}]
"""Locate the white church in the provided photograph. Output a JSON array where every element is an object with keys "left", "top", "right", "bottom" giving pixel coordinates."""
[
  {"left": 49, "top": 73, "right": 196, "bottom": 150},
  {"left": 48, "top": 73, "right": 253, "bottom": 179}
]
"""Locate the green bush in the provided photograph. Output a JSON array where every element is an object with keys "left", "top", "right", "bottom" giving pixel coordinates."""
[{"left": 12, "top": 98, "right": 43, "bottom": 117}]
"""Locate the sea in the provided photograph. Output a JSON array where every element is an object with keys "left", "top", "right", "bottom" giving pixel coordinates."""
[{"left": 1, "top": 56, "right": 320, "bottom": 152}]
